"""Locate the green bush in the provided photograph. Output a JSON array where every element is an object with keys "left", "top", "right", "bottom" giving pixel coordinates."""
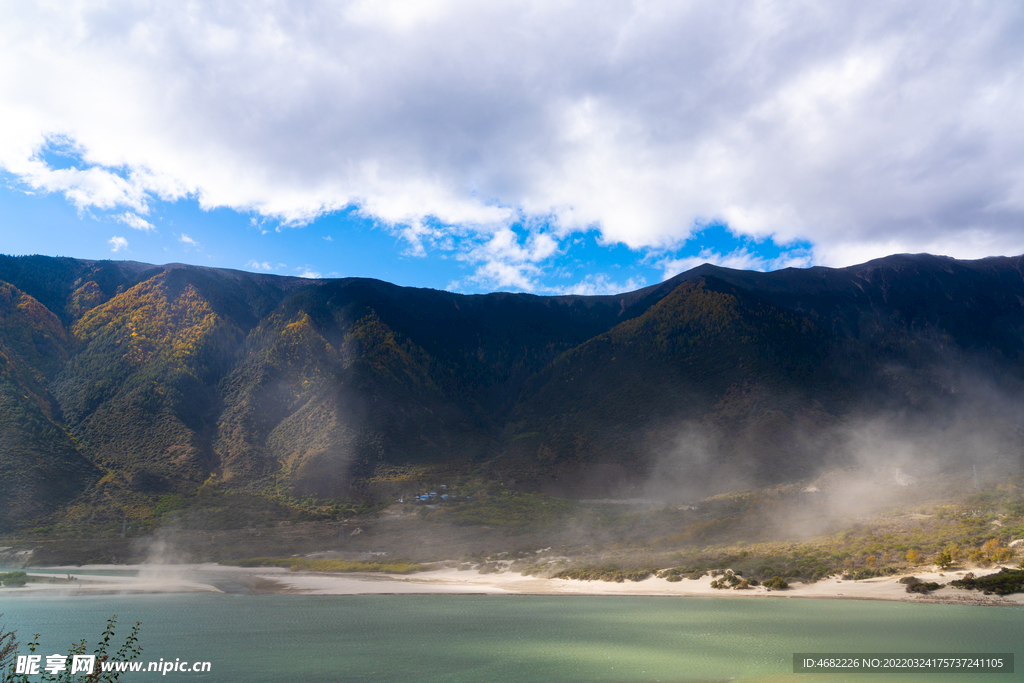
[
  {"left": 950, "top": 568, "right": 1024, "bottom": 596},
  {"left": 0, "top": 572, "right": 27, "bottom": 588},
  {"left": 900, "top": 577, "right": 942, "bottom": 593},
  {"left": 554, "top": 565, "right": 655, "bottom": 583},
  {"left": 810, "top": 566, "right": 835, "bottom": 582},
  {"left": 905, "top": 581, "right": 941, "bottom": 593},
  {"left": 842, "top": 567, "right": 898, "bottom": 581}
]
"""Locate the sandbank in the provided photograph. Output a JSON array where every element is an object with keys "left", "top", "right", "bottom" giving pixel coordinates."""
[{"left": 4, "top": 563, "right": 1021, "bottom": 605}]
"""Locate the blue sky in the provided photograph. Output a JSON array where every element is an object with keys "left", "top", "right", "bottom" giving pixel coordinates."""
[
  {"left": 1, "top": 164, "right": 810, "bottom": 294},
  {"left": 2, "top": 2, "right": 1023, "bottom": 295}
]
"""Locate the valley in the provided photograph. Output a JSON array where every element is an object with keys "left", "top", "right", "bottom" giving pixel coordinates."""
[{"left": 2, "top": 252, "right": 1024, "bottom": 584}]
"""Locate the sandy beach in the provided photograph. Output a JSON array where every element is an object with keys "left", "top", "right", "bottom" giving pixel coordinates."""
[{"left": 5, "top": 563, "right": 1021, "bottom": 606}]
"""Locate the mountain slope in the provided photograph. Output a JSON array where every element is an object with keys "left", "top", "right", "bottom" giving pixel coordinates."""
[
  {"left": 499, "top": 276, "right": 836, "bottom": 495},
  {"left": 0, "top": 282, "right": 97, "bottom": 528},
  {"left": 50, "top": 272, "right": 244, "bottom": 493},
  {"left": 1, "top": 252, "right": 1023, "bottom": 530}
]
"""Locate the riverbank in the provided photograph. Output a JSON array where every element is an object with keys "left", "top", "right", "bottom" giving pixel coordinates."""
[{"left": 4, "top": 563, "right": 1021, "bottom": 606}]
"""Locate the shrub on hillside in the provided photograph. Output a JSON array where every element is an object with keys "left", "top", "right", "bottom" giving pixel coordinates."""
[
  {"left": 554, "top": 565, "right": 655, "bottom": 583},
  {"left": 950, "top": 568, "right": 1024, "bottom": 596}
]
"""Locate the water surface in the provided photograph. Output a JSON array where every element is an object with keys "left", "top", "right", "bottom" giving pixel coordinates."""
[{"left": 0, "top": 594, "right": 1019, "bottom": 682}]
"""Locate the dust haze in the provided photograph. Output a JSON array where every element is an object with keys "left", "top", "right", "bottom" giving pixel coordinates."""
[{"left": 638, "top": 368, "right": 1024, "bottom": 544}]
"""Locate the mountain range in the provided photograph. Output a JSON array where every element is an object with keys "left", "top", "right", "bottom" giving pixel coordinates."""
[{"left": 2, "top": 252, "right": 1024, "bottom": 531}]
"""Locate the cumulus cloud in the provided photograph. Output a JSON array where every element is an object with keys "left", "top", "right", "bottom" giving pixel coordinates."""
[
  {"left": 108, "top": 235, "right": 128, "bottom": 252},
  {"left": 2, "top": 0, "right": 1024, "bottom": 274},
  {"left": 177, "top": 233, "right": 199, "bottom": 248},
  {"left": 296, "top": 267, "right": 322, "bottom": 279},
  {"left": 452, "top": 227, "right": 561, "bottom": 291},
  {"left": 246, "top": 260, "right": 273, "bottom": 271},
  {"left": 115, "top": 211, "right": 155, "bottom": 232}
]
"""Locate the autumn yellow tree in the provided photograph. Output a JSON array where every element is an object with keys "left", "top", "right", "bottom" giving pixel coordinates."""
[
  {"left": 981, "top": 539, "right": 1014, "bottom": 564},
  {"left": 934, "top": 549, "right": 954, "bottom": 569}
]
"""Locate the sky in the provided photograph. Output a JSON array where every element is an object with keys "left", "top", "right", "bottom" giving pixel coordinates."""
[{"left": 1, "top": 1, "right": 1023, "bottom": 295}]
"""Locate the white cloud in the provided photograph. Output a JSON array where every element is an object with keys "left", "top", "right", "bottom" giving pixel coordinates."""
[
  {"left": 178, "top": 233, "right": 199, "bottom": 248},
  {"left": 323, "top": 235, "right": 333, "bottom": 241},
  {"left": 455, "top": 227, "right": 561, "bottom": 291},
  {"left": 657, "top": 246, "right": 814, "bottom": 280},
  {"left": 554, "top": 274, "right": 648, "bottom": 296},
  {"left": 13, "top": 159, "right": 153, "bottom": 213},
  {"left": 2, "top": 1, "right": 1024, "bottom": 269},
  {"left": 108, "top": 235, "right": 128, "bottom": 252},
  {"left": 115, "top": 211, "right": 154, "bottom": 232},
  {"left": 246, "top": 260, "right": 273, "bottom": 271},
  {"left": 296, "top": 267, "right": 322, "bottom": 279}
]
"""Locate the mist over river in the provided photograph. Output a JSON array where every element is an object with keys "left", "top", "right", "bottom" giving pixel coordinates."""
[{"left": 1, "top": 593, "right": 1021, "bottom": 682}]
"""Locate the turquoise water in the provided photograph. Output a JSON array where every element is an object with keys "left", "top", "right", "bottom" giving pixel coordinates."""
[{"left": 0, "top": 594, "right": 1020, "bottom": 682}]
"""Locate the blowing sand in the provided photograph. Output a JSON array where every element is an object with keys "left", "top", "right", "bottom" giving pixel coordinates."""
[{"left": 5, "top": 563, "right": 1021, "bottom": 605}]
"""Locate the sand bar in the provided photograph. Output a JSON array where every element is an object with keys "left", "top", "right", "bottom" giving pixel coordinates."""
[{"left": 3, "top": 563, "right": 1020, "bottom": 605}]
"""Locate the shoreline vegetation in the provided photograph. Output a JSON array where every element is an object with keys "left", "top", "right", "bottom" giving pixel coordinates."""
[
  {"left": 1, "top": 614, "right": 143, "bottom": 683},
  {"left": 4, "top": 469, "right": 1023, "bottom": 609}
]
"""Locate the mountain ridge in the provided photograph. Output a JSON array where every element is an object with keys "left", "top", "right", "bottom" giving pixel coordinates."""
[{"left": 2, "top": 252, "right": 1023, "bottom": 531}]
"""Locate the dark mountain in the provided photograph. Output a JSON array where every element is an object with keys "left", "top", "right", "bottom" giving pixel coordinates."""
[{"left": 1, "top": 252, "right": 1023, "bottom": 529}]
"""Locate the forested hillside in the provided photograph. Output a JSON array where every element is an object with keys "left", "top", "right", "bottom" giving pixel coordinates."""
[{"left": 2, "top": 252, "right": 1023, "bottom": 531}]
